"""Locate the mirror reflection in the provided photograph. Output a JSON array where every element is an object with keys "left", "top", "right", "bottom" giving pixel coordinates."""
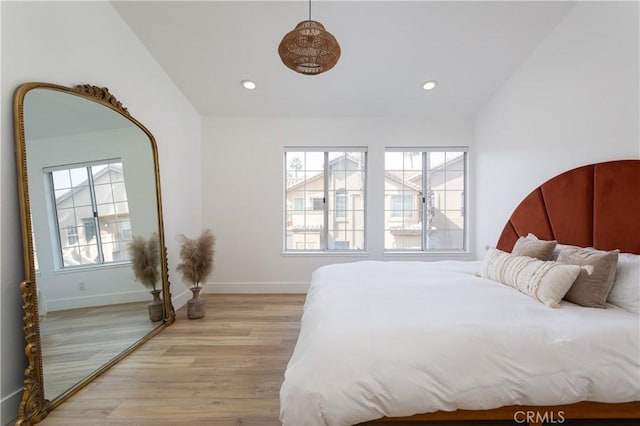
[{"left": 22, "top": 87, "right": 165, "bottom": 402}]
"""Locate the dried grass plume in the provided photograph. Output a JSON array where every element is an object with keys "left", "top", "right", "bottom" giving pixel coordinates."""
[
  {"left": 128, "top": 232, "right": 160, "bottom": 291},
  {"left": 176, "top": 229, "right": 216, "bottom": 288}
]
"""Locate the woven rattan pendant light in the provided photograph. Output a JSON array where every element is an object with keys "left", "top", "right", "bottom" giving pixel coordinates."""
[{"left": 278, "top": 0, "right": 341, "bottom": 75}]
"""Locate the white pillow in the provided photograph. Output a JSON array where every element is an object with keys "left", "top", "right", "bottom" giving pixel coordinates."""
[
  {"left": 607, "top": 253, "right": 640, "bottom": 314},
  {"left": 481, "top": 247, "right": 587, "bottom": 308}
]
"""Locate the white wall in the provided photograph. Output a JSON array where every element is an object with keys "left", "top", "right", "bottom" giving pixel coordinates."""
[
  {"left": 0, "top": 1, "right": 201, "bottom": 423},
  {"left": 474, "top": 1, "right": 640, "bottom": 256},
  {"left": 202, "top": 117, "right": 474, "bottom": 291}
]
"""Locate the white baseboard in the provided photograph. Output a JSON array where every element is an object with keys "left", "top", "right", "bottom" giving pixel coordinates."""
[
  {"left": 171, "top": 288, "right": 191, "bottom": 310},
  {"left": 1, "top": 388, "right": 22, "bottom": 426},
  {"left": 202, "top": 282, "right": 309, "bottom": 294},
  {"left": 46, "top": 289, "right": 151, "bottom": 312}
]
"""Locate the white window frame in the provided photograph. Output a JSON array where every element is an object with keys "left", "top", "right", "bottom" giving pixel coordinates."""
[
  {"left": 385, "top": 147, "right": 469, "bottom": 253},
  {"left": 284, "top": 147, "right": 367, "bottom": 253},
  {"left": 46, "top": 159, "right": 133, "bottom": 268}
]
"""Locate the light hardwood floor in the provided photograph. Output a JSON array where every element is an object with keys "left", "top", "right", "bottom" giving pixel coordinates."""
[
  {"left": 41, "top": 301, "right": 159, "bottom": 399},
  {"left": 40, "top": 294, "right": 304, "bottom": 426}
]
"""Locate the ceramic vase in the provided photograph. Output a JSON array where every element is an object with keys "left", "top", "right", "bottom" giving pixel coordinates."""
[
  {"left": 187, "top": 286, "right": 205, "bottom": 319},
  {"left": 148, "top": 289, "right": 164, "bottom": 322}
]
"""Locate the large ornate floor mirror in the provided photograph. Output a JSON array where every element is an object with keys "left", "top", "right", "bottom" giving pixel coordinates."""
[{"left": 14, "top": 82, "right": 175, "bottom": 425}]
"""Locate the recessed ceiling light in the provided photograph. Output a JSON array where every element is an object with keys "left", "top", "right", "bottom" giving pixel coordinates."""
[
  {"left": 422, "top": 80, "right": 438, "bottom": 91},
  {"left": 241, "top": 80, "right": 256, "bottom": 90}
]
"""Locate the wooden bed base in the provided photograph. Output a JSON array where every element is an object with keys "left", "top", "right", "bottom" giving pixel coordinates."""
[{"left": 376, "top": 401, "right": 640, "bottom": 425}]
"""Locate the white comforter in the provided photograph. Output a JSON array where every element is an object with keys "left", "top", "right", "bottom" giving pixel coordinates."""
[{"left": 280, "top": 260, "right": 640, "bottom": 426}]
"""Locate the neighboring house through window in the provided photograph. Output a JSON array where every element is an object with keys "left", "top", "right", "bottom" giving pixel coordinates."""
[
  {"left": 48, "top": 160, "right": 133, "bottom": 268},
  {"left": 284, "top": 148, "right": 367, "bottom": 251},
  {"left": 384, "top": 148, "right": 468, "bottom": 251}
]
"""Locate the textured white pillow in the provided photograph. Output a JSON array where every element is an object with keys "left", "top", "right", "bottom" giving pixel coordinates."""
[
  {"left": 482, "top": 247, "right": 586, "bottom": 308},
  {"left": 607, "top": 253, "right": 640, "bottom": 314}
]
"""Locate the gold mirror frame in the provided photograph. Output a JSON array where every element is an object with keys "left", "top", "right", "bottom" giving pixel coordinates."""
[{"left": 13, "top": 82, "right": 175, "bottom": 425}]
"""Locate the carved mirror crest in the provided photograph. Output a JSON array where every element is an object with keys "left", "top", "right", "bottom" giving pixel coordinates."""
[{"left": 13, "top": 82, "right": 175, "bottom": 425}]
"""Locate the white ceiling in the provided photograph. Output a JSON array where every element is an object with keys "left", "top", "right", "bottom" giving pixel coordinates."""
[
  {"left": 25, "top": 89, "right": 135, "bottom": 140},
  {"left": 112, "top": 1, "right": 575, "bottom": 118}
]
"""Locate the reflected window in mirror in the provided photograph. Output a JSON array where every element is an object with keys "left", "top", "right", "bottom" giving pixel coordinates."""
[
  {"left": 32, "top": 229, "right": 40, "bottom": 272},
  {"left": 47, "top": 160, "right": 133, "bottom": 268}
]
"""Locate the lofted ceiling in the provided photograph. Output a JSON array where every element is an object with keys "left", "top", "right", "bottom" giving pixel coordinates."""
[{"left": 112, "top": 1, "right": 575, "bottom": 118}]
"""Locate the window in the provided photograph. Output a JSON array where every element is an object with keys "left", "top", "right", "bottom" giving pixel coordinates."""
[
  {"left": 384, "top": 148, "right": 467, "bottom": 251},
  {"left": 49, "top": 161, "right": 133, "bottom": 268},
  {"left": 293, "top": 198, "right": 305, "bottom": 211},
  {"left": 335, "top": 189, "right": 347, "bottom": 219},
  {"left": 311, "top": 197, "right": 324, "bottom": 211},
  {"left": 67, "top": 226, "right": 78, "bottom": 245},
  {"left": 32, "top": 230, "right": 40, "bottom": 272},
  {"left": 390, "top": 195, "right": 414, "bottom": 218},
  {"left": 285, "top": 149, "right": 367, "bottom": 251},
  {"left": 82, "top": 218, "right": 96, "bottom": 242}
]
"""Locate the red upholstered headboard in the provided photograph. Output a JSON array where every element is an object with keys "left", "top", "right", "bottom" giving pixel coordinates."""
[{"left": 496, "top": 160, "right": 640, "bottom": 255}]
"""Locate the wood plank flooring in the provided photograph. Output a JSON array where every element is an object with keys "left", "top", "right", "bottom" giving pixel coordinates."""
[
  {"left": 39, "top": 294, "right": 305, "bottom": 425},
  {"left": 40, "top": 301, "right": 159, "bottom": 400}
]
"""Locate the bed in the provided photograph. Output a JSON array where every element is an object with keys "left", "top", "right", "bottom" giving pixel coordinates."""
[{"left": 279, "top": 160, "right": 640, "bottom": 426}]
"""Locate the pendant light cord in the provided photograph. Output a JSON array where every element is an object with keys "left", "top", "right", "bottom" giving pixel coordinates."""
[{"left": 308, "top": 0, "right": 311, "bottom": 21}]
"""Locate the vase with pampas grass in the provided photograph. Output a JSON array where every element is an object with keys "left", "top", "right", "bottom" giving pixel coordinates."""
[
  {"left": 176, "top": 229, "right": 215, "bottom": 319},
  {"left": 128, "top": 232, "right": 163, "bottom": 322}
]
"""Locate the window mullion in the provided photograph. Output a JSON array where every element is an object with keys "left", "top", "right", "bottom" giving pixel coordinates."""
[
  {"left": 463, "top": 152, "right": 468, "bottom": 251},
  {"left": 87, "top": 167, "right": 104, "bottom": 264},
  {"left": 323, "top": 152, "right": 329, "bottom": 251},
  {"left": 422, "top": 152, "right": 429, "bottom": 251}
]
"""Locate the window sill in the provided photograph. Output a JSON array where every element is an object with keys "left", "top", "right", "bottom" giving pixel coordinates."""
[
  {"left": 383, "top": 251, "right": 473, "bottom": 260},
  {"left": 53, "top": 261, "right": 132, "bottom": 275},
  {"left": 281, "top": 251, "right": 369, "bottom": 257}
]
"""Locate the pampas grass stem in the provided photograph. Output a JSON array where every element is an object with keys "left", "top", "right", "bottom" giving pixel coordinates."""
[
  {"left": 176, "top": 229, "right": 216, "bottom": 288},
  {"left": 128, "top": 232, "right": 160, "bottom": 291}
]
